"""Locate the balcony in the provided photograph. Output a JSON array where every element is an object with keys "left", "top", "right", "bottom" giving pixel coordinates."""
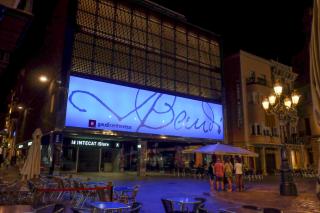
[
  {"left": 284, "top": 136, "right": 304, "bottom": 145},
  {"left": 246, "top": 77, "right": 268, "bottom": 86}
]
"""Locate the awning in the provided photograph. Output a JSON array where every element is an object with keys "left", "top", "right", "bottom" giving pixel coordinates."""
[{"left": 194, "top": 143, "right": 259, "bottom": 157}]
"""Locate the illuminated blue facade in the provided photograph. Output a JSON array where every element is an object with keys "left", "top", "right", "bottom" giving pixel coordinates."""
[{"left": 65, "top": 76, "right": 224, "bottom": 140}]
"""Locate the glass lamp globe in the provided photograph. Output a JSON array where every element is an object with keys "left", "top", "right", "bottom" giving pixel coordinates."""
[
  {"left": 268, "top": 94, "right": 276, "bottom": 105},
  {"left": 284, "top": 97, "right": 292, "bottom": 108},
  {"left": 273, "top": 81, "right": 283, "bottom": 96},
  {"left": 262, "top": 97, "right": 270, "bottom": 110},
  {"left": 291, "top": 90, "right": 300, "bottom": 105}
]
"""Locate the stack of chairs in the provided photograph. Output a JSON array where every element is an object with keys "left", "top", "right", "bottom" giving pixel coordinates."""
[{"left": 244, "top": 170, "right": 264, "bottom": 182}]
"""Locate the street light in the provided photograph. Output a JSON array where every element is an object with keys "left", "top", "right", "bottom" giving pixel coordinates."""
[
  {"left": 261, "top": 80, "right": 300, "bottom": 196},
  {"left": 39, "top": 75, "right": 49, "bottom": 83}
]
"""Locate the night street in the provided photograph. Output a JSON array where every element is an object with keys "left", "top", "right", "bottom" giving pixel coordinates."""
[{"left": 0, "top": 0, "right": 319, "bottom": 212}]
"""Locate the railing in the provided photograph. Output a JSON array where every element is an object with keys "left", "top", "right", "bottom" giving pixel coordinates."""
[
  {"left": 284, "top": 136, "right": 304, "bottom": 145},
  {"left": 246, "top": 77, "right": 268, "bottom": 86}
]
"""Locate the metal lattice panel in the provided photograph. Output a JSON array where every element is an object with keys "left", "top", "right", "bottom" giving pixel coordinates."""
[{"left": 71, "top": 0, "right": 222, "bottom": 100}]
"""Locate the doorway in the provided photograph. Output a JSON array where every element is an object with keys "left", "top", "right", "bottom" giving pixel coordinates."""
[
  {"left": 266, "top": 153, "right": 276, "bottom": 174},
  {"left": 78, "top": 148, "right": 100, "bottom": 172}
]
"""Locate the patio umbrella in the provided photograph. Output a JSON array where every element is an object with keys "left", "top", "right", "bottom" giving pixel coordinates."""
[
  {"left": 21, "top": 128, "right": 42, "bottom": 180},
  {"left": 194, "top": 143, "right": 258, "bottom": 157}
]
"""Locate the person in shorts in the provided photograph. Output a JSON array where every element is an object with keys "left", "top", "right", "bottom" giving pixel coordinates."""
[
  {"left": 235, "top": 157, "right": 244, "bottom": 191},
  {"left": 214, "top": 158, "right": 224, "bottom": 191}
]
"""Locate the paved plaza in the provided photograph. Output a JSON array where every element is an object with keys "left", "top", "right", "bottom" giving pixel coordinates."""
[
  {"left": 76, "top": 172, "right": 320, "bottom": 213},
  {"left": 0, "top": 167, "right": 319, "bottom": 212}
]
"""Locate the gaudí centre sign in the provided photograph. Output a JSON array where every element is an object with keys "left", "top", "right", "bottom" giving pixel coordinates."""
[{"left": 65, "top": 76, "right": 224, "bottom": 140}]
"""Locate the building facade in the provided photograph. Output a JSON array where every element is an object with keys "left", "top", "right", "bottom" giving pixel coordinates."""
[
  {"left": 0, "top": 0, "right": 33, "bottom": 161},
  {"left": 293, "top": 7, "right": 320, "bottom": 171},
  {"left": 5, "top": 0, "right": 224, "bottom": 174},
  {"left": 224, "top": 50, "right": 307, "bottom": 175}
]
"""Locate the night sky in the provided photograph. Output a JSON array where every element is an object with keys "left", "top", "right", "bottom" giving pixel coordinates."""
[
  {"left": 0, "top": 0, "right": 314, "bottom": 119},
  {"left": 152, "top": 0, "right": 313, "bottom": 64}
]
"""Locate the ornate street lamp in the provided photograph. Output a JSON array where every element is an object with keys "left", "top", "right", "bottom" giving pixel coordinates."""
[{"left": 261, "top": 81, "right": 300, "bottom": 196}]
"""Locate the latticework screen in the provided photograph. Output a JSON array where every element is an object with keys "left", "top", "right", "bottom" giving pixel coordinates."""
[{"left": 71, "top": 0, "right": 222, "bottom": 100}]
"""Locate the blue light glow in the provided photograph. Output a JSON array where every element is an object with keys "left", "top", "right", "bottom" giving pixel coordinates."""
[{"left": 65, "top": 76, "right": 224, "bottom": 140}]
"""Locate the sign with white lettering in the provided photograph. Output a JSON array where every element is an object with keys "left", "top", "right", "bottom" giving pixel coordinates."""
[
  {"left": 70, "top": 139, "right": 110, "bottom": 147},
  {"left": 65, "top": 76, "right": 224, "bottom": 140}
]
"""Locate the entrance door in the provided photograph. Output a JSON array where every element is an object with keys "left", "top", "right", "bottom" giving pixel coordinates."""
[
  {"left": 266, "top": 153, "right": 276, "bottom": 174},
  {"left": 78, "top": 148, "right": 100, "bottom": 172}
]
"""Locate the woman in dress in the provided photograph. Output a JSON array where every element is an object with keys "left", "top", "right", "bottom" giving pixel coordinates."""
[{"left": 224, "top": 158, "right": 233, "bottom": 192}]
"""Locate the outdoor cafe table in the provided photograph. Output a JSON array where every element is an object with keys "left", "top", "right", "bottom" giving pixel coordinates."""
[
  {"left": 89, "top": 201, "right": 130, "bottom": 212},
  {"left": 164, "top": 196, "right": 201, "bottom": 212}
]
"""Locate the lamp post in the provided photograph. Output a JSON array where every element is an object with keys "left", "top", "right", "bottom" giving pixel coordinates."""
[{"left": 261, "top": 80, "right": 300, "bottom": 196}]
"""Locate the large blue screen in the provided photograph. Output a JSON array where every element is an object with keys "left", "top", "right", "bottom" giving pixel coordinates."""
[{"left": 65, "top": 76, "right": 224, "bottom": 140}]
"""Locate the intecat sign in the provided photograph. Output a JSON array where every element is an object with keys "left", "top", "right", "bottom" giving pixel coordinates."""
[{"left": 71, "top": 139, "right": 109, "bottom": 147}]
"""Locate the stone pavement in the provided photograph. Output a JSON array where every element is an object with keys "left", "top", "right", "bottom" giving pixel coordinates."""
[
  {"left": 79, "top": 172, "right": 320, "bottom": 213},
  {"left": 0, "top": 167, "right": 319, "bottom": 213},
  {"left": 212, "top": 177, "right": 320, "bottom": 213}
]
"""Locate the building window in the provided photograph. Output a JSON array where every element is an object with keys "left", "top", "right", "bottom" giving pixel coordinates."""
[
  {"left": 263, "top": 129, "right": 266, "bottom": 136},
  {"left": 271, "top": 128, "right": 278, "bottom": 137},
  {"left": 257, "top": 74, "right": 267, "bottom": 85},
  {"left": 249, "top": 71, "right": 255, "bottom": 78},
  {"left": 307, "top": 148, "right": 314, "bottom": 165},
  {"left": 257, "top": 125, "right": 261, "bottom": 135},
  {"left": 251, "top": 124, "right": 256, "bottom": 135}
]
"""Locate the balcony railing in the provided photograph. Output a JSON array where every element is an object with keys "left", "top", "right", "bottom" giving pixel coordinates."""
[
  {"left": 284, "top": 136, "right": 304, "bottom": 145},
  {"left": 246, "top": 77, "right": 268, "bottom": 86}
]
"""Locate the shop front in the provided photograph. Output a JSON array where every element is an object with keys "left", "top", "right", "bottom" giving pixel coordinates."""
[
  {"left": 61, "top": 138, "right": 122, "bottom": 172},
  {"left": 59, "top": 75, "right": 224, "bottom": 174}
]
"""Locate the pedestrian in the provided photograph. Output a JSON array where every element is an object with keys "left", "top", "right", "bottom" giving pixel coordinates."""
[
  {"left": 214, "top": 158, "right": 224, "bottom": 191},
  {"left": 208, "top": 161, "right": 215, "bottom": 191},
  {"left": 224, "top": 158, "right": 233, "bottom": 192},
  {"left": 235, "top": 157, "right": 244, "bottom": 192}
]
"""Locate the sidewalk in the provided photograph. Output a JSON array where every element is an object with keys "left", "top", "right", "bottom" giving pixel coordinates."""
[
  {"left": 0, "top": 166, "right": 20, "bottom": 182},
  {"left": 212, "top": 177, "right": 320, "bottom": 213}
]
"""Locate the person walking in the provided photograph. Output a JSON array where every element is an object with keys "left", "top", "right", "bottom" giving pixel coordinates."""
[
  {"left": 208, "top": 161, "right": 215, "bottom": 191},
  {"left": 235, "top": 157, "right": 244, "bottom": 192},
  {"left": 224, "top": 158, "right": 233, "bottom": 192},
  {"left": 214, "top": 158, "right": 224, "bottom": 191}
]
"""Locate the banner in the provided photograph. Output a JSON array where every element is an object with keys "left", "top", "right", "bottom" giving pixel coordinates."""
[{"left": 65, "top": 76, "right": 224, "bottom": 140}]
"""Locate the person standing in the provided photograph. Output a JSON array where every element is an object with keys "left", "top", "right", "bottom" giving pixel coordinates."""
[
  {"left": 214, "top": 158, "right": 224, "bottom": 191},
  {"left": 224, "top": 158, "right": 233, "bottom": 192},
  {"left": 235, "top": 157, "right": 244, "bottom": 192}
]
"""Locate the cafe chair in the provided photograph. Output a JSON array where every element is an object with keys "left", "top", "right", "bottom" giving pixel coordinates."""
[
  {"left": 119, "top": 185, "right": 140, "bottom": 204},
  {"left": 198, "top": 204, "right": 208, "bottom": 213},
  {"left": 161, "top": 199, "right": 183, "bottom": 213},
  {"left": 194, "top": 197, "right": 206, "bottom": 205},
  {"left": 129, "top": 202, "right": 142, "bottom": 213},
  {"left": 192, "top": 198, "right": 206, "bottom": 213}
]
